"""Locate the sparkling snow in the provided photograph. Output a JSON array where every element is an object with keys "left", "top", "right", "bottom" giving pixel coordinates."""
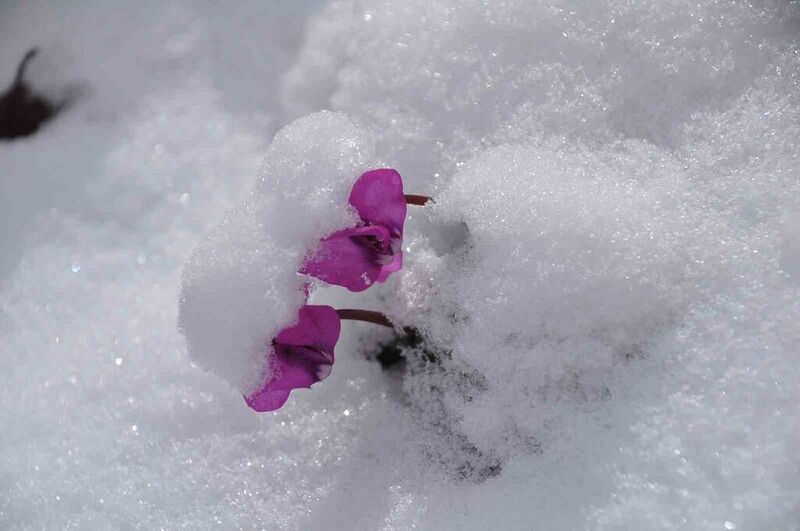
[{"left": 1, "top": 0, "right": 799, "bottom": 529}]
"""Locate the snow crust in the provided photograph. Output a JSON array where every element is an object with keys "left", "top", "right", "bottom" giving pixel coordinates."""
[{"left": 2, "top": 0, "right": 800, "bottom": 529}]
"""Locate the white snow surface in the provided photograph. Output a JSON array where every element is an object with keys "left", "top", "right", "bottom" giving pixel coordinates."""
[{"left": 2, "top": 0, "right": 800, "bottom": 529}]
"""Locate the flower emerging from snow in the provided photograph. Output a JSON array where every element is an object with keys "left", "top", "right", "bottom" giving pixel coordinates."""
[
  {"left": 300, "top": 168, "right": 406, "bottom": 291},
  {"left": 245, "top": 305, "right": 341, "bottom": 412}
]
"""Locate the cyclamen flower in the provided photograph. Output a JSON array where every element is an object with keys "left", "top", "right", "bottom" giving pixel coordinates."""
[
  {"left": 246, "top": 305, "right": 341, "bottom": 412},
  {"left": 300, "top": 168, "right": 407, "bottom": 291}
]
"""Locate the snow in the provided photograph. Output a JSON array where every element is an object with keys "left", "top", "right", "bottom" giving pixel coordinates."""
[
  {"left": 2, "top": 0, "right": 800, "bottom": 529},
  {"left": 179, "top": 111, "right": 375, "bottom": 395}
]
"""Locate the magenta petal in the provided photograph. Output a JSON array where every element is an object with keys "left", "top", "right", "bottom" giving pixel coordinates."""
[
  {"left": 299, "top": 168, "right": 407, "bottom": 291},
  {"left": 246, "top": 389, "right": 291, "bottom": 412},
  {"left": 275, "top": 305, "right": 341, "bottom": 354},
  {"left": 245, "top": 305, "right": 340, "bottom": 412},
  {"left": 300, "top": 225, "right": 393, "bottom": 292},
  {"left": 271, "top": 345, "right": 331, "bottom": 388},
  {"left": 349, "top": 168, "right": 407, "bottom": 236},
  {"left": 374, "top": 241, "right": 403, "bottom": 282}
]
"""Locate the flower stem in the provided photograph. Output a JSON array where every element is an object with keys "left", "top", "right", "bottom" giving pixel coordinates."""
[
  {"left": 14, "top": 49, "right": 38, "bottom": 86},
  {"left": 336, "top": 308, "right": 393, "bottom": 328},
  {"left": 405, "top": 194, "right": 432, "bottom": 206}
]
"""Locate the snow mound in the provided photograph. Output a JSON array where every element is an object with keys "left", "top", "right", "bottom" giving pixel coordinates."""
[{"left": 179, "top": 111, "right": 375, "bottom": 395}]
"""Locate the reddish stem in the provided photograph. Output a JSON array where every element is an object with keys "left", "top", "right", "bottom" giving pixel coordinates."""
[
  {"left": 336, "top": 309, "right": 393, "bottom": 328},
  {"left": 405, "top": 194, "right": 432, "bottom": 206}
]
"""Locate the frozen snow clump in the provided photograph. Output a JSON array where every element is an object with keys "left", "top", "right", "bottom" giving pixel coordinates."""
[{"left": 179, "top": 111, "right": 377, "bottom": 396}]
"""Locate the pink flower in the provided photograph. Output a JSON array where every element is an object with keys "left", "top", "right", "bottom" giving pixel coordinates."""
[
  {"left": 300, "top": 168, "right": 406, "bottom": 291},
  {"left": 245, "top": 305, "right": 341, "bottom": 412}
]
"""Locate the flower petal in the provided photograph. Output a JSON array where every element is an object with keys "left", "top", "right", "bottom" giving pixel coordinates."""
[
  {"left": 270, "top": 345, "right": 332, "bottom": 389},
  {"left": 245, "top": 305, "right": 340, "bottom": 412},
  {"left": 373, "top": 237, "right": 403, "bottom": 282},
  {"left": 274, "top": 305, "right": 341, "bottom": 353},
  {"left": 299, "top": 226, "right": 391, "bottom": 291},
  {"left": 349, "top": 169, "right": 407, "bottom": 236},
  {"left": 245, "top": 389, "right": 290, "bottom": 412}
]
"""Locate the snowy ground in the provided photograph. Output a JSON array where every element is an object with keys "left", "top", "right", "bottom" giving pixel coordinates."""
[{"left": 1, "top": 1, "right": 800, "bottom": 529}]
